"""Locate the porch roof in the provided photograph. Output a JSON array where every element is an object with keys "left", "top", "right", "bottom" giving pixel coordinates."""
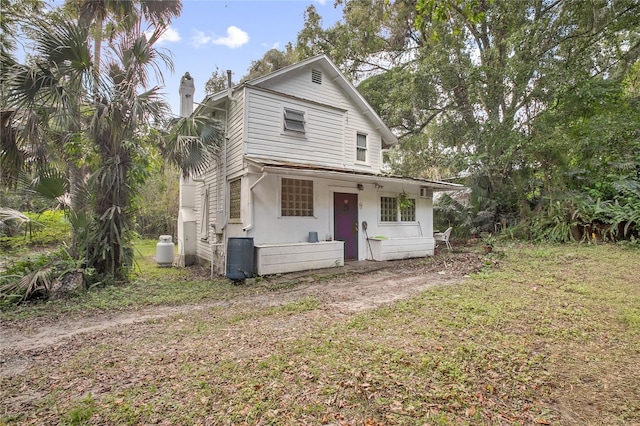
[{"left": 245, "top": 157, "right": 464, "bottom": 192}]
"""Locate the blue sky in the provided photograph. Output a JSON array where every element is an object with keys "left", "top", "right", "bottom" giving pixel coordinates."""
[{"left": 155, "top": 0, "right": 344, "bottom": 116}]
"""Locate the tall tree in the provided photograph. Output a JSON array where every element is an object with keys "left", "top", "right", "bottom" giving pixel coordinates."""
[
  {"left": 84, "top": 21, "right": 173, "bottom": 280},
  {"left": 204, "top": 66, "right": 232, "bottom": 94},
  {"left": 3, "top": 2, "right": 188, "bottom": 282},
  {"left": 69, "top": 0, "right": 181, "bottom": 90},
  {"left": 298, "top": 0, "right": 640, "bottom": 233},
  {"left": 243, "top": 44, "right": 298, "bottom": 81},
  {"left": 3, "top": 4, "right": 100, "bottom": 253},
  {"left": 411, "top": 0, "right": 640, "bottom": 223}
]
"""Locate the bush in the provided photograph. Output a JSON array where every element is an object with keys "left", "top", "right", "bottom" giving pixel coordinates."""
[
  {"left": 0, "top": 210, "right": 71, "bottom": 252},
  {"left": 134, "top": 164, "right": 179, "bottom": 238},
  {"left": 0, "top": 247, "right": 84, "bottom": 305}
]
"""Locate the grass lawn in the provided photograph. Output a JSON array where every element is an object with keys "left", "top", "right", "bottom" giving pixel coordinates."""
[
  {"left": 1, "top": 242, "right": 639, "bottom": 425},
  {"left": 0, "top": 239, "right": 264, "bottom": 322}
]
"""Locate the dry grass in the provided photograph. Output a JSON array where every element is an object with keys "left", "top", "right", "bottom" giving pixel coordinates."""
[{"left": 1, "top": 243, "right": 639, "bottom": 425}]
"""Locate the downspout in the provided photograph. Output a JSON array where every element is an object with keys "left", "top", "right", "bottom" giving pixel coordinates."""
[
  {"left": 242, "top": 170, "right": 268, "bottom": 232},
  {"left": 222, "top": 69, "right": 232, "bottom": 232},
  {"left": 217, "top": 72, "right": 232, "bottom": 275}
]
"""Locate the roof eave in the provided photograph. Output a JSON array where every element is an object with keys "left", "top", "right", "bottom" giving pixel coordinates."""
[{"left": 245, "top": 157, "right": 464, "bottom": 192}]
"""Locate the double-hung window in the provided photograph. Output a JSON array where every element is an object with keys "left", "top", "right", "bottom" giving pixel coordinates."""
[
  {"left": 356, "top": 133, "right": 367, "bottom": 162},
  {"left": 281, "top": 178, "right": 314, "bottom": 217},
  {"left": 283, "top": 108, "right": 305, "bottom": 133}
]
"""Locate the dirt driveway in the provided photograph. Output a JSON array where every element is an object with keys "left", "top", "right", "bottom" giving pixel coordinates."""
[{"left": 0, "top": 251, "right": 489, "bottom": 378}]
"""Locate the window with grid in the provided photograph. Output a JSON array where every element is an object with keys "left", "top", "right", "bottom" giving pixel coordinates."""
[
  {"left": 356, "top": 133, "right": 367, "bottom": 162},
  {"left": 283, "top": 108, "right": 305, "bottom": 133},
  {"left": 281, "top": 178, "right": 314, "bottom": 217},
  {"left": 400, "top": 198, "right": 416, "bottom": 222},
  {"left": 229, "top": 179, "right": 241, "bottom": 220},
  {"left": 380, "top": 196, "right": 397, "bottom": 222}
]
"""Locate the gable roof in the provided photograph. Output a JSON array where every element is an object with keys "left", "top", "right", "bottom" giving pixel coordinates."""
[{"left": 202, "top": 55, "right": 397, "bottom": 148}]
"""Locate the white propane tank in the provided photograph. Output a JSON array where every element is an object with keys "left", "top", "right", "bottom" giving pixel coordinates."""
[{"left": 156, "top": 235, "right": 175, "bottom": 267}]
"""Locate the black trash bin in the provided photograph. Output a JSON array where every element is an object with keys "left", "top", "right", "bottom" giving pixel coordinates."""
[{"left": 226, "top": 237, "right": 254, "bottom": 280}]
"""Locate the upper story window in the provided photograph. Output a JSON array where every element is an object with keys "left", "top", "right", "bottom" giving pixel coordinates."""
[
  {"left": 356, "top": 133, "right": 367, "bottom": 162},
  {"left": 283, "top": 108, "right": 305, "bottom": 133},
  {"left": 229, "top": 179, "right": 241, "bottom": 220},
  {"left": 281, "top": 178, "right": 314, "bottom": 217}
]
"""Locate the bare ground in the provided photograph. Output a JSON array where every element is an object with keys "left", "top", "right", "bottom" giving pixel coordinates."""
[{"left": 0, "top": 250, "right": 489, "bottom": 379}]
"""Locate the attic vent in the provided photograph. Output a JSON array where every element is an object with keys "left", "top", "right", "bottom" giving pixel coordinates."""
[{"left": 311, "top": 69, "right": 322, "bottom": 85}]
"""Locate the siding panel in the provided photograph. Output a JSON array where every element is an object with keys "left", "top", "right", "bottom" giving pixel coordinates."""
[
  {"left": 245, "top": 89, "right": 346, "bottom": 167},
  {"left": 255, "top": 241, "right": 344, "bottom": 275},
  {"left": 251, "top": 65, "right": 384, "bottom": 172}
]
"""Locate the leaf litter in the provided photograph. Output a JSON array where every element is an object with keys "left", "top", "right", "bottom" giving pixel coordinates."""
[{"left": 1, "top": 244, "right": 639, "bottom": 425}]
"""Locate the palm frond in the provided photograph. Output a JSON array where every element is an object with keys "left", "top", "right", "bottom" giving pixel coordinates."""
[
  {"left": 0, "top": 267, "right": 52, "bottom": 303},
  {"left": 0, "top": 208, "right": 30, "bottom": 227},
  {"left": 31, "top": 165, "right": 69, "bottom": 202},
  {"left": 165, "top": 114, "right": 225, "bottom": 178}
]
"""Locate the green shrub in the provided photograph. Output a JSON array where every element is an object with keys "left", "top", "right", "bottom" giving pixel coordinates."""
[
  {"left": 0, "top": 210, "right": 71, "bottom": 252},
  {"left": 0, "top": 247, "right": 84, "bottom": 305}
]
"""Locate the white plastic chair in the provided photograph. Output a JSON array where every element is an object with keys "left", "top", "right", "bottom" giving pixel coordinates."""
[{"left": 434, "top": 227, "right": 453, "bottom": 250}]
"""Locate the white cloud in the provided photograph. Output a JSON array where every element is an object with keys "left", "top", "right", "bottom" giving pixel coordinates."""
[
  {"left": 144, "top": 26, "right": 181, "bottom": 45},
  {"left": 158, "top": 26, "right": 181, "bottom": 44},
  {"left": 190, "top": 26, "right": 249, "bottom": 49},
  {"left": 191, "top": 30, "right": 212, "bottom": 48},
  {"left": 211, "top": 26, "right": 249, "bottom": 49},
  {"left": 261, "top": 42, "right": 280, "bottom": 49},
  {"left": 314, "top": 0, "right": 328, "bottom": 4}
]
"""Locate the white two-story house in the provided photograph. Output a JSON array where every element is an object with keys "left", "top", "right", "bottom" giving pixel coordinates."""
[{"left": 176, "top": 55, "right": 462, "bottom": 278}]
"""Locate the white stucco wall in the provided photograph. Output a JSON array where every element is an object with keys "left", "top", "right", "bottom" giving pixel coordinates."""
[{"left": 242, "top": 172, "right": 434, "bottom": 261}]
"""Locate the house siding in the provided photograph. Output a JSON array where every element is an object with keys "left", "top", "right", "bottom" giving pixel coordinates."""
[
  {"left": 227, "top": 91, "right": 245, "bottom": 177},
  {"left": 256, "top": 64, "right": 345, "bottom": 109},
  {"left": 245, "top": 89, "right": 346, "bottom": 168},
  {"left": 247, "top": 66, "right": 384, "bottom": 173},
  {"left": 192, "top": 92, "right": 246, "bottom": 263}
]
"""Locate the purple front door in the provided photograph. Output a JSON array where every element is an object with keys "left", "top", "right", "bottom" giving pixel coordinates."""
[{"left": 334, "top": 192, "right": 358, "bottom": 260}]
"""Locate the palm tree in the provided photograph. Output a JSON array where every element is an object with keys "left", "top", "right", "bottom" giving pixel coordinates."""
[
  {"left": 84, "top": 21, "right": 174, "bottom": 280},
  {"left": 69, "top": 0, "right": 181, "bottom": 91},
  {"left": 2, "top": 11, "right": 171, "bottom": 281},
  {"left": 3, "top": 1, "right": 224, "bottom": 285},
  {"left": 2, "top": 13, "right": 93, "bottom": 251}
]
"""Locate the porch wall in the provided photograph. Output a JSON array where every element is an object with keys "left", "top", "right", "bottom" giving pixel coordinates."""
[
  {"left": 255, "top": 241, "right": 344, "bottom": 275},
  {"left": 367, "top": 237, "right": 435, "bottom": 261}
]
